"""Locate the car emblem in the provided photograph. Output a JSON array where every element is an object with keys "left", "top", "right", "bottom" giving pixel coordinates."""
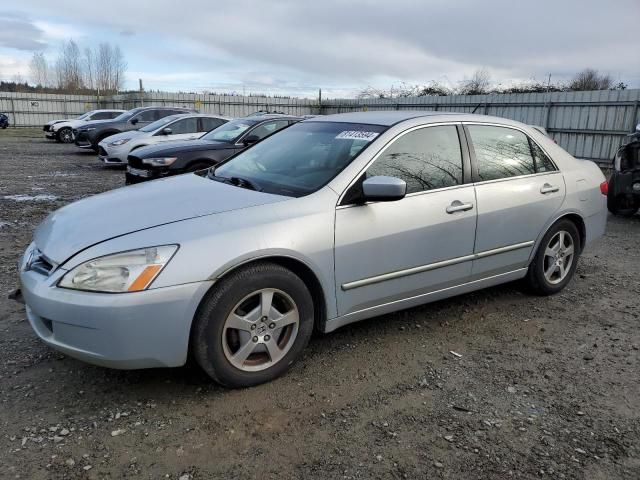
[{"left": 256, "top": 324, "right": 267, "bottom": 335}]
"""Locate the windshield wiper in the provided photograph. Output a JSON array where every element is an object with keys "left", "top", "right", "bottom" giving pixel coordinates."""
[{"left": 208, "top": 170, "right": 261, "bottom": 191}]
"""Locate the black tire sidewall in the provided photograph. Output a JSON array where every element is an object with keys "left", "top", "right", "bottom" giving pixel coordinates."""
[
  {"left": 607, "top": 194, "right": 639, "bottom": 217},
  {"left": 57, "top": 127, "right": 72, "bottom": 143},
  {"left": 529, "top": 220, "right": 581, "bottom": 295},
  {"left": 193, "top": 263, "right": 314, "bottom": 388}
]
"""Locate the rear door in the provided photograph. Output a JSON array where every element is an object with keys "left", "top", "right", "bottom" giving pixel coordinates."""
[
  {"left": 156, "top": 117, "right": 201, "bottom": 142},
  {"left": 199, "top": 117, "right": 226, "bottom": 137},
  {"left": 465, "top": 123, "right": 565, "bottom": 279}
]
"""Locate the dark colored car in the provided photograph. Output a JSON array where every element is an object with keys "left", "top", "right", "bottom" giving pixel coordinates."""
[
  {"left": 125, "top": 115, "right": 301, "bottom": 184},
  {"left": 0, "top": 113, "right": 9, "bottom": 129},
  {"left": 607, "top": 125, "right": 640, "bottom": 216},
  {"left": 74, "top": 106, "right": 196, "bottom": 152}
]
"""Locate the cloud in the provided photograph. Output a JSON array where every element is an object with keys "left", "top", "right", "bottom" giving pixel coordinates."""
[
  {"left": 0, "top": 0, "right": 638, "bottom": 93},
  {"left": 0, "top": 13, "right": 47, "bottom": 50}
]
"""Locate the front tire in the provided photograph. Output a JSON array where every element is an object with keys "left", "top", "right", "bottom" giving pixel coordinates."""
[
  {"left": 57, "top": 127, "right": 73, "bottom": 143},
  {"left": 526, "top": 219, "right": 580, "bottom": 295},
  {"left": 192, "top": 262, "right": 314, "bottom": 388}
]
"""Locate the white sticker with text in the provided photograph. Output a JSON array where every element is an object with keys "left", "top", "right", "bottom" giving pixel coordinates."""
[{"left": 335, "top": 131, "right": 379, "bottom": 141}]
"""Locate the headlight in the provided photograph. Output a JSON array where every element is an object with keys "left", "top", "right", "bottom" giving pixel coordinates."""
[
  {"left": 142, "top": 157, "right": 177, "bottom": 167},
  {"left": 109, "top": 138, "right": 130, "bottom": 146},
  {"left": 58, "top": 245, "right": 178, "bottom": 293}
]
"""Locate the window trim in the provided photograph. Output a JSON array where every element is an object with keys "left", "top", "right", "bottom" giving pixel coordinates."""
[
  {"left": 462, "top": 122, "right": 559, "bottom": 185},
  {"left": 337, "top": 122, "right": 472, "bottom": 208}
]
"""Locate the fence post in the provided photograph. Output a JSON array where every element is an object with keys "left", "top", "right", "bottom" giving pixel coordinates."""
[
  {"left": 632, "top": 100, "right": 639, "bottom": 132},
  {"left": 544, "top": 102, "right": 552, "bottom": 129},
  {"left": 10, "top": 97, "right": 16, "bottom": 127}
]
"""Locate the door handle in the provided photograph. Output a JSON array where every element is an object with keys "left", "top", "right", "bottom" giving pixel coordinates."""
[
  {"left": 540, "top": 183, "right": 560, "bottom": 194},
  {"left": 446, "top": 200, "right": 474, "bottom": 214}
]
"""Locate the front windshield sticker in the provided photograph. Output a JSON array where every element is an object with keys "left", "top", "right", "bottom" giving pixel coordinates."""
[{"left": 335, "top": 131, "right": 379, "bottom": 141}]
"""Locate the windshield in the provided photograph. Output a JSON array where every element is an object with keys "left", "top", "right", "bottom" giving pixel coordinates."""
[
  {"left": 77, "top": 111, "right": 94, "bottom": 120},
  {"left": 201, "top": 118, "right": 258, "bottom": 142},
  {"left": 212, "top": 121, "right": 387, "bottom": 197},
  {"left": 139, "top": 115, "right": 180, "bottom": 132}
]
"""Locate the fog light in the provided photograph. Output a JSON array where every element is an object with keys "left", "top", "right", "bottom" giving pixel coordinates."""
[{"left": 632, "top": 182, "right": 640, "bottom": 192}]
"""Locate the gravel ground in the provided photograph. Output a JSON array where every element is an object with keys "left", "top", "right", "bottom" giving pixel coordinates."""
[{"left": 1, "top": 129, "right": 639, "bottom": 480}]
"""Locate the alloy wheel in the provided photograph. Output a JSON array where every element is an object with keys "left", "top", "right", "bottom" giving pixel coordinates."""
[
  {"left": 543, "top": 230, "right": 575, "bottom": 285},
  {"left": 222, "top": 288, "right": 299, "bottom": 372}
]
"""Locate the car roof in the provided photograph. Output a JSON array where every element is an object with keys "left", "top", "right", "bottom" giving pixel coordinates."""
[
  {"left": 92, "top": 109, "right": 126, "bottom": 113},
  {"left": 237, "top": 114, "right": 303, "bottom": 122},
  {"left": 306, "top": 110, "right": 529, "bottom": 128},
  {"left": 166, "top": 113, "right": 232, "bottom": 120},
  {"left": 129, "top": 106, "right": 195, "bottom": 112}
]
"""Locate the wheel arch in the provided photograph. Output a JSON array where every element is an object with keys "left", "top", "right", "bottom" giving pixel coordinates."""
[
  {"left": 208, "top": 255, "right": 329, "bottom": 333},
  {"left": 529, "top": 211, "right": 587, "bottom": 263}
]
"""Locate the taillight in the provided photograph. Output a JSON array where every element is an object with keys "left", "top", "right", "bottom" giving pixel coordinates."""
[{"left": 600, "top": 181, "right": 608, "bottom": 196}]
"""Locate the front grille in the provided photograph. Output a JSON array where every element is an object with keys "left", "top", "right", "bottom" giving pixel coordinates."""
[
  {"left": 43, "top": 125, "right": 50, "bottom": 132},
  {"left": 127, "top": 155, "right": 146, "bottom": 169}
]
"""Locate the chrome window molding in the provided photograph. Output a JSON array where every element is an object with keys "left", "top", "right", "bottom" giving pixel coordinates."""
[
  {"left": 461, "top": 121, "right": 560, "bottom": 173},
  {"left": 341, "top": 240, "right": 534, "bottom": 291},
  {"left": 336, "top": 121, "right": 465, "bottom": 207},
  {"left": 472, "top": 170, "right": 560, "bottom": 187}
]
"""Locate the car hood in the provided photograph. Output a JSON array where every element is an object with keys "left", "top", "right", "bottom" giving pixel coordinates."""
[
  {"left": 99, "top": 130, "right": 145, "bottom": 145},
  {"left": 132, "top": 139, "right": 232, "bottom": 158},
  {"left": 46, "top": 119, "right": 67, "bottom": 126},
  {"left": 34, "top": 173, "right": 288, "bottom": 265}
]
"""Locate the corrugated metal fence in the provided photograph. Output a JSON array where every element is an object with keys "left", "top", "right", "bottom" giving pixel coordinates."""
[
  {"left": 2, "top": 89, "right": 639, "bottom": 164},
  {"left": 322, "top": 89, "right": 640, "bottom": 165}
]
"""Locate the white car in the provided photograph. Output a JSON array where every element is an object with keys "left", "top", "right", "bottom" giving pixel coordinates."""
[
  {"left": 44, "top": 110, "right": 125, "bottom": 143},
  {"left": 98, "top": 114, "right": 231, "bottom": 165}
]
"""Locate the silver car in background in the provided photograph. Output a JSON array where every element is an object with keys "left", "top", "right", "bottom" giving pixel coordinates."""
[
  {"left": 19, "top": 111, "right": 607, "bottom": 387},
  {"left": 98, "top": 113, "right": 231, "bottom": 164}
]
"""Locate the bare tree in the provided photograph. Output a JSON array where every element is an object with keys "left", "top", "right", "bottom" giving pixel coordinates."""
[
  {"left": 55, "top": 40, "right": 84, "bottom": 91},
  {"left": 29, "top": 52, "right": 50, "bottom": 87},
  {"left": 459, "top": 69, "right": 491, "bottom": 95},
  {"left": 569, "top": 69, "right": 613, "bottom": 91},
  {"left": 84, "top": 47, "right": 95, "bottom": 91}
]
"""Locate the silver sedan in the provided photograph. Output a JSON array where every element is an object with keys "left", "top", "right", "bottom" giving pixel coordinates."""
[{"left": 18, "top": 111, "right": 607, "bottom": 387}]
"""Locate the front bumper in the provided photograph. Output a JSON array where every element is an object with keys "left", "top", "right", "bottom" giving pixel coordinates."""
[
  {"left": 125, "top": 166, "right": 170, "bottom": 184},
  {"left": 74, "top": 130, "right": 95, "bottom": 149},
  {"left": 98, "top": 144, "right": 128, "bottom": 164},
  {"left": 19, "top": 261, "right": 213, "bottom": 369}
]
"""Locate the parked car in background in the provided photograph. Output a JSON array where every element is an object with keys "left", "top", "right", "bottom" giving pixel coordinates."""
[
  {"left": 44, "top": 110, "right": 125, "bottom": 143},
  {"left": 607, "top": 123, "right": 640, "bottom": 216},
  {"left": 16, "top": 112, "right": 608, "bottom": 387},
  {"left": 125, "top": 114, "right": 300, "bottom": 183},
  {"left": 98, "top": 114, "right": 230, "bottom": 165},
  {"left": 74, "top": 106, "right": 197, "bottom": 152},
  {"left": 0, "top": 113, "right": 8, "bottom": 129}
]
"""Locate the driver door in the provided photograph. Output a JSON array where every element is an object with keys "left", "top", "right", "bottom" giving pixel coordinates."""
[{"left": 334, "top": 124, "right": 477, "bottom": 316}]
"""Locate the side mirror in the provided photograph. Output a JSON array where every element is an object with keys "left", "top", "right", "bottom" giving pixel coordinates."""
[
  {"left": 162, "top": 127, "right": 172, "bottom": 135},
  {"left": 243, "top": 134, "right": 260, "bottom": 145},
  {"left": 362, "top": 176, "right": 407, "bottom": 202},
  {"left": 130, "top": 118, "right": 139, "bottom": 125}
]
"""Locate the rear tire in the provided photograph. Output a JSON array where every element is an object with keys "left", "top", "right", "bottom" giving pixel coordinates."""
[
  {"left": 607, "top": 194, "right": 638, "bottom": 217},
  {"left": 57, "top": 127, "right": 73, "bottom": 143},
  {"left": 192, "top": 262, "right": 314, "bottom": 388},
  {"left": 526, "top": 219, "right": 580, "bottom": 295}
]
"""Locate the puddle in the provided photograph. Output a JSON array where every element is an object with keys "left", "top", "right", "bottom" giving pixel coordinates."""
[{"left": 3, "top": 194, "right": 59, "bottom": 202}]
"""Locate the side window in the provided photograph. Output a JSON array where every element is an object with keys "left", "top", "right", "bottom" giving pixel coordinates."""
[
  {"left": 366, "top": 125, "right": 464, "bottom": 194},
  {"left": 135, "top": 110, "right": 158, "bottom": 122},
  {"left": 529, "top": 140, "right": 556, "bottom": 172},
  {"left": 168, "top": 118, "right": 198, "bottom": 134},
  {"left": 467, "top": 125, "right": 536, "bottom": 181},
  {"left": 201, "top": 117, "right": 225, "bottom": 132},
  {"left": 91, "top": 112, "right": 111, "bottom": 120},
  {"left": 108, "top": 111, "right": 122, "bottom": 119},
  {"left": 248, "top": 120, "right": 290, "bottom": 141}
]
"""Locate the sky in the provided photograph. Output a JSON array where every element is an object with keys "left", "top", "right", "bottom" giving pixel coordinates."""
[{"left": 0, "top": 0, "right": 638, "bottom": 98}]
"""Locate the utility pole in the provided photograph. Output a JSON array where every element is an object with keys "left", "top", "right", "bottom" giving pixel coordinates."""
[
  {"left": 318, "top": 88, "right": 322, "bottom": 115},
  {"left": 139, "top": 79, "right": 144, "bottom": 107}
]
